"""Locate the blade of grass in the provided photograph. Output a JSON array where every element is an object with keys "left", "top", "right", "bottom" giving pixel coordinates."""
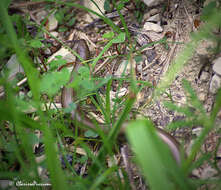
[
  {"left": 181, "top": 81, "right": 220, "bottom": 173},
  {"left": 126, "top": 119, "right": 191, "bottom": 190},
  {"left": 90, "top": 166, "right": 118, "bottom": 190},
  {"left": 91, "top": 38, "right": 115, "bottom": 69},
  {"left": 90, "top": 94, "right": 107, "bottom": 122},
  {"left": 80, "top": 142, "right": 106, "bottom": 171},
  {"left": 184, "top": 89, "right": 221, "bottom": 173},
  {"left": 43, "top": 126, "right": 69, "bottom": 190},
  {"left": 108, "top": 91, "right": 136, "bottom": 140},
  {"left": 105, "top": 78, "right": 112, "bottom": 124},
  {"left": 56, "top": 131, "right": 78, "bottom": 176},
  {"left": 33, "top": 22, "right": 85, "bottom": 62},
  {"left": 113, "top": 0, "right": 131, "bottom": 43},
  {"left": 182, "top": 79, "right": 206, "bottom": 115},
  {"left": 87, "top": 88, "right": 136, "bottom": 178},
  {"left": 164, "top": 101, "right": 196, "bottom": 117},
  {"left": 1, "top": 81, "right": 39, "bottom": 178},
  {"left": 90, "top": 0, "right": 106, "bottom": 16},
  {"left": 87, "top": 49, "right": 137, "bottom": 182},
  {"left": 210, "top": 88, "right": 221, "bottom": 123},
  {"left": 0, "top": 7, "right": 69, "bottom": 186},
  {"left": 112, "top": 59, "right": 130, "bottom": 121},
  {"left": 126, "top": 120, "right": 175, "bottom": 190},
  {"left": 0, "top": 2, "right": 40, "bottom": 103}
]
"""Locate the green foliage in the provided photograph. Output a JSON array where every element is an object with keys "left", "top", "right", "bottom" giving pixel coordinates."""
[
  {"left": 115, "top": 0, "right": 129, "bottom": 10},
  {"left": 2, "top": 0, "right": 11, "bottom": 8},
  {"left": 40, "top": 68, "right": 70, "bottom": 97},
  {"left": 102, "top": 31, "right": 126, "bottom": 50},
  {"left": 67, "top": 66, "right": 111, "bottom": 100},
  {"left": 67, "top": 17, "right": 76, "bottom": 27},
  {"left": 0, "top": 0, "right": 221, "bottom": 189},
  {"left": 92, "top": 32, "right": 126, "bottom": 69},
  {"left": 104, "top": 0, "right": 112, "bottom": 12},
  {"left": 126, "top": 119, "right": 189, "bottom": 190},
  {"left": 48, "top": 55, "right": 67, "bottom": 71},
  {"left": 0, "top": 2, "right": 69, "bottom": 189},
  {"left": 200, "top": 1, "right": 217, "bottom": 22},
  {"left": 54, "top": 5, "right": 76, "bottom": 29},
  {"left": 55, "top": 9, "right": 65, "bottom": 24},
  {"left": 112, "top": 32, "right": 126, "bottom": 43},
  {"left": 133, "top": 0, "right": 146, "bottom": 23},
  {"left": 126, "top": 82, "right": 221, "bottom": 189},
  {"left": 28, "top": 39, "right": 44, "bottom": 48},
  {"left": 84, "top": 129, "right": 99, "bottom": 138},
  {"left": 0, "top": 32, "right": 14, "bottom": 62},
  {"left": 0, "top": 14, "right": 26, "bottom": 63},
  {"left": 102, "top": 31, "right": 115, "bottom": 39}
]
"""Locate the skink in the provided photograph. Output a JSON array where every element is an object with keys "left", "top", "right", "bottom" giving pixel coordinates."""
[{"left": 61, "top": 39, "right": 181, "bottom": 164}]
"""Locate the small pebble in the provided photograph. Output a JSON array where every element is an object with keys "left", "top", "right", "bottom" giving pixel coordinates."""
[
  {"left": 144, "top": 22, "right": 163, "bottom": 33},
  {"left": 147, "top": 14, "right": 160, "bottom": 22},
  {"left": 209, "top": 74, "right": 221, "bottom": 94},
  {"left": 137, "top": 64, "right": 143, "bottom": 72},
  {"left": 212, "top": 57, "right": 221, "bottom": 76},
  {"left": 48, "top": 14, "right": 58, "bottom": 31},
  {"left": 142, "top": 0, "right": 164, "bottom": 7},
  {"left": 115, "top": 60, "right": 131, "bottom": 76},
  {"left": 198, "top": 92, "right": 207, "bottom": 102},
  {"left": 200, "top": 71, "right": 210, "bottom": 82}
]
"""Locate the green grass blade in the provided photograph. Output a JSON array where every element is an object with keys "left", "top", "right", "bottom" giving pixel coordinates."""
[
  {"left": 108, "top": 91, "right": 136, "bottom": 140},
  {"left": 0, "top": 2, "right": 40, "bottom": 103},
  {"left": 126, "top": 120, "right": 175, "bottom": 190},
  {"left": 90, "top": 166, "right": 118, "bottom": 190},
  {"left": 210, "top": 88, "right": 221, "bottom": 123},
  {"left": 105, "top": 78, "right": 112, "bottom": 124},
  {"left": 91, "top": 39, "right": 113, "bottom": 69},
  {"left": 126, "top": 119, "right": 192, "bottom": 190},
  {"left": 43, "top": 126, "right": 69, "bottom": 190},
  {"left": 113, "top": 0, "right": 131, "bottom": 43}
]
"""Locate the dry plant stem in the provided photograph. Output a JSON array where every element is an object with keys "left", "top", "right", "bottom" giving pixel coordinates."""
[
  {"left": 0, "top": 77, "right": 27, "bottom": 98},
  {"left": 69, "top": 147, "right": 87, "bottom": 156},
  {"left": 142, "top": 54, "right": 161, "bottom": 71},
  {"left": 80, "top": 162, "right": 87, "bottom": 176},
  {"left": 10, "top": 1, "right": 49, "bottom": 17},
  {"left": 10, "top": 1, "right": 47, "bottom": 8},
  {"left": 184, "top": 5, "right": 196, "bottom": 32},
  {"left": 83, "top": 8, "right": 127, "bottom": 29},
  {"left": 159, "top": 30, "right": 178, "bottom": 79},
  {"left": 93, "top": 57, "right": 110, "bottom": 74},
  {"left": 77, "top": 31, "right": 97, "bottom": 48},
  {"left": 29, "top": 12, "right": 41, "bottom": 25},
  {"left": 121, "top": 145, "right": 136, "bottom": 190}
]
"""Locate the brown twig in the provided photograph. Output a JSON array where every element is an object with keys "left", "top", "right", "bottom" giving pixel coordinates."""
[
  {"left": 9, "top": 1, "right": 47, "bottom": 9},
  {"left": 121, "top": 145, "right": 136, "bottom": 190}
]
